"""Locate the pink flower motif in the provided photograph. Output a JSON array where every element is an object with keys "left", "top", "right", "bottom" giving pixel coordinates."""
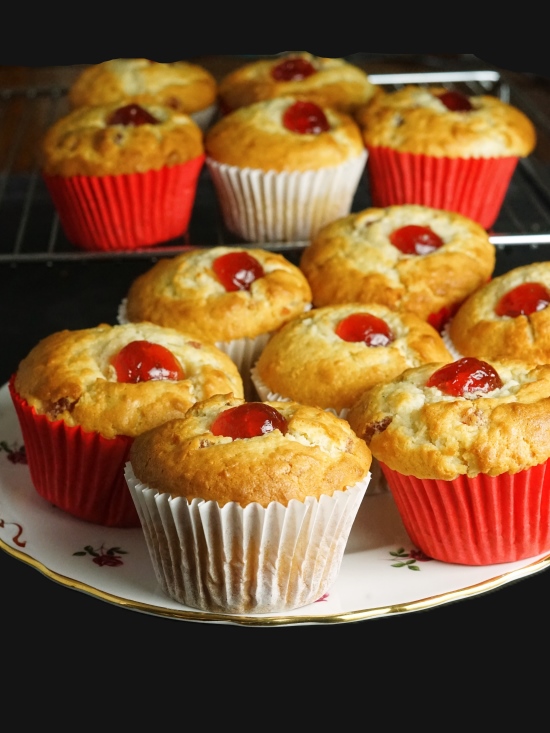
[
  {"left": 93, "top": 554, "right": 124, "bottom": 567},
  {"left": 315, "top": 592, "right": 329, "bottom": 603}
]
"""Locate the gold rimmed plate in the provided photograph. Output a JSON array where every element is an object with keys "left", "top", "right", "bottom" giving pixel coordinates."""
[{"left": 1, "top": 381, "right": 550, "bottom": 627}]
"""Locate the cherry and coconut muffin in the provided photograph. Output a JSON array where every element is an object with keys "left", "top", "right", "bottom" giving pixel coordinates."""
[
  {"left": 347, "top": 356, "right": 550, "bottom": 565},
  {"left": 204, "top": 95, "right": 367, "bottom": 242},
  {"left": 40, "top": 100, "right": 205, "bottom": 251},
  {"left": 444, "top": 261, "right": 550, "bottom": 363},
  {"left": 68, "top": 58, "right": 218, "bottom": 131},
  {"left": 125, "top": 393, "right": 372, "bottom": 614},
  {"left": 217, "top": 52, "right": 379, "bottom": 116},
  {"left": 10, "top": 322, "right": 243, "bottom": 527},
  {"left": 300, "top": 204, "right": 495, "bottom": 332},
  {"left": 355, "top": 84, "right": 536, "bottom": 229},
  {"left": 121, "top": 246, "right": 312, "bottom": 400}
]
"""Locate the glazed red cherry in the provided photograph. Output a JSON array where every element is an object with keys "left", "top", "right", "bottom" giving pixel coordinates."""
[
  {"left": 111, "top": 340, "right": 184, "bottom": 383},
  {"left": 213, "top": 251, "right": 265, "bottom": 292},
  {"left": 107, "top": 103, "right": 159, "bottom": 126},
  {"left": 271, "top": 57, "right": 317, "bottom": 81},
  {"left": 211, "top": 402, "right": 288, "bottom": 439},
  {"left": 494, "top": 282, "right": 550, "bottom": 318},
  {"left": 437, "top": 90, "right": 473, "bottom": 112},
  {"left": 335, "top": 312, "right": 394, "bottom": 347},
  {"left": 282, "top": 100, "right": 329, "bottom": 135},
  {"left": 389, "top": 225, "right": 444, "bottom": 256},
  {"left": 426, "top": 357, "right": 503, "bottom": 397}
]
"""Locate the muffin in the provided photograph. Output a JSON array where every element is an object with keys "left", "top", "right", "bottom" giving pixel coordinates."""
[
  {"left": 204, "top": 95, "right": 367, "bottom": 242},
  {"left": 121, "top": 246, "right": 313, "bottom": 400},
  {"left": 125, "top": 393, "right": 372, "bottom": 614},
  {"left": 9, "top": 322, "right": 244, "bottom": 527},
  {"left": 68, "top": 58, "right": 218, "bottom": 131},
  {"left": 299, "top": 204, "right": 495, "bottom": 331},
  {"left": 252, "top": 302, "right": 452, "bottom": 414},
  {"left": 217, "top": 52, "right": 379, "bottom": 115},
  {"left": 445, "top": 261, "right": 550, "bottom": 362},
  {"left": 355, "top": 85, "right": 537, "bottom": 229},
  {"left": 347, "top": 356, "right": 550, "bottom": 565},
  {"left": 40, "top": 101, "right": 205, "bottom": 251}
]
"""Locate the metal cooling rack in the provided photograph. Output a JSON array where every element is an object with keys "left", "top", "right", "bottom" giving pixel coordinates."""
[{"left": 2, "top": 69, "right": 550, "bottom": 264}]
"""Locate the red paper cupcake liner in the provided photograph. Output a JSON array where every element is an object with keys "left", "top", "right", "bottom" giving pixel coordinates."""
[
  {"left": 9, "top": 375, "right": 139, "bottom": 527},
  {"left": 43, "top": 154, "right": 205, "bottom": 252},
  {"left": 365, "top": 147, "right": 519, "bottom": 230},
  {"left": 380, "top": 460, "right": 550, "bottom": 565}
]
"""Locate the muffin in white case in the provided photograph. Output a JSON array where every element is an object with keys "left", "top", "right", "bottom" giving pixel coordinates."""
[
  {"left": 204, "top": 96, "right": 367, "bottom": 242},
  {"left": 125, "top": 394, "right": 372, "bottom": 614}
]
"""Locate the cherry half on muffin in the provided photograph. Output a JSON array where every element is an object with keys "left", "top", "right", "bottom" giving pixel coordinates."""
[
  {"left": 495, "top": 282, "right": 550, "bottom": 317},
  {"left": 389, "top": 225, "right": 444, "bottom": 256},
  {"left": 335, "top": 312, "right": 394, "bottom": 347},
  {"left": 426, "top": 356, "right": 503, "bottom": 397},
  {"left": 436, "top": 90, "right": 473, "bottom": 112},
  {"left": 106, "top": 103, "right": 159, "bottom": 126},
  {"left": 282, "top": 100, "right": 330, "bottom": 134},
  {"left": 212, "top": 251, "right": 265, "bottom": 292},
  {"left": 111, "top": 340, "right": 184, "bottom": 383},
  {"left": 211, "top": 402, "right": 288, "bottom": 439},
  {"left": 271, "top": 56, "right": 316, "bottom": 81}
]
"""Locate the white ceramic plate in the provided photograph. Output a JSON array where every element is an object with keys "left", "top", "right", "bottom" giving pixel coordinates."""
[{"left": 1, "top": 381, "right": 550, "bottom": 627}]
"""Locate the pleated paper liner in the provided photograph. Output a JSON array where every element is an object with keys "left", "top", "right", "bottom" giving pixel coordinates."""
[
  {"left": 206, "top": 150, "right": 367, "bottom": 243},
  {"left": 380, "top": 460, "right": 550, "bottom": 565},
  {"left": 365, "top": 147, "right": 519, "bottom": 230},
  {"left": 9, "top": 375, "right": 139, "bottom": 527},
  {"left": 125, "top": 463, "right": 370, "bottom": 614},
  {"left": 43, "top": 154, "right": 205, "bottom": 252}
]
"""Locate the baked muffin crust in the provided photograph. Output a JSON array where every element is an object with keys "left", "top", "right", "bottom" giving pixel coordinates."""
[
  {"left": 300, "top": 204, "right": 495, "bottom": 319},
  {"left": 347, "top": 359, "right": 550, "bottom": 479},
  {"left": 254, "top": 303, "right": 452, "bottom": 413},
  {"left": 218, "top": 52, "right": 379, "bottom": 114},
  {"left": 355, "top": 85, "right": 536, "bottom": 158},
  {"left": 68, "top": 58, "right": 217, "bottom": 115},
  {"left": 204, "top": 96, "right": 365, "bottom": 171},
  {"left": 14, "top": 322, "right": 244, "bottom": 439},
  {"left": 41, "top": 102, "right": 204, "bottom": 177},
  {"left": 124, "top": 246, "right": 312, "bottom": 342},
  {"left": 448, "top": 262, "right": 550, "bottom": 362},
  {"left": 129, "top": 393, "right": 372, "bottom": 507}
]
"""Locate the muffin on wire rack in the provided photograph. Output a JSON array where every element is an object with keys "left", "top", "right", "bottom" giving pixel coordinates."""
[
  {"left": 125, "top": 393, "right": 372, "bottom": 614},
  {"left": 204, "top": 95, "right": 367, "bottom": 243},
  {"left": 355, "top": 84, "right": 536, "bottom": 230},
  {"left": 217, "top": 52, "right": 379, "bottom": 115},
  {"left": 68, "top": 58, "right": 218, "bottom": 131},
  {"left": 40, "top": 101, "right": 205, "bottom": 252}
]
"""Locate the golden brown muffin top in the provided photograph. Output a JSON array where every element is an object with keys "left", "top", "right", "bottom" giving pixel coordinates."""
[
  {"left": 204, "top": 96, "right": 365, "bottom": 172},
  {"left": 300, "top": 204, "right": 495, "bottom": 320},
  {"left": 41, "top": 102, "right": 204, "bottom": 177},
  {"left": 448, "top": 261, "right": 550, "bottom": 363},
  {"left": 347, "top": 358, "right": 550, "bottom": 480},
  {"left": 218, "top": 52, "right": 379, "bottom": 114},
  {"left": 129, "top": 393, "right": 372, "bottom": 507},
  {"left": 355, "top": 85, "right": 536, "bottom": 158},
  {"left": 68, "top": 58, "right": 217, "bottom": 115},
  {"left": 254, "top": 303, "right": 452, "bottom": 413},
  {"left": 124, "top": 246, "right": 312, "bottom": 343},
  {"left": 14, "top": 322, "right": 243, "bottom": 439}
]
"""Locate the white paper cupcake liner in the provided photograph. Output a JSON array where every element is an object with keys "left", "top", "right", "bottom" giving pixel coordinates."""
[
  {"left": 250, "top": 365, "right": 388, "bottom": 496},
  {"left": 206, "top": 150, "right": 368, "bottom": 243},
  {"left": 440, "top": 319, "right": 464, "bottom": 360},
  {"left": 125, "top": 463, "right": 370, "bottom": 614},
  {"left": 215, "top": 334, "right": 271, "bottom": 401}
]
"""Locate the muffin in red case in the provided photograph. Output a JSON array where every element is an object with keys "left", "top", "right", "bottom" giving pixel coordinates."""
[
  {"left": 40, "top": 101, "right": 205, "bottom": 252},
  {"left": 347, "top": 356, "right": 550, "bottom": 565},
  {"left": 10, "top": 322, "right": 244, "bottom": 527},
  {"left": 355, "top": 85, "right": 536, "bottom": 230}
]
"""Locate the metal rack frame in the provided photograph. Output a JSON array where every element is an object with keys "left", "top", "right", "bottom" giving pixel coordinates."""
[{"left": 2, "top": 69, "right": 550, "bottom": 264}]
